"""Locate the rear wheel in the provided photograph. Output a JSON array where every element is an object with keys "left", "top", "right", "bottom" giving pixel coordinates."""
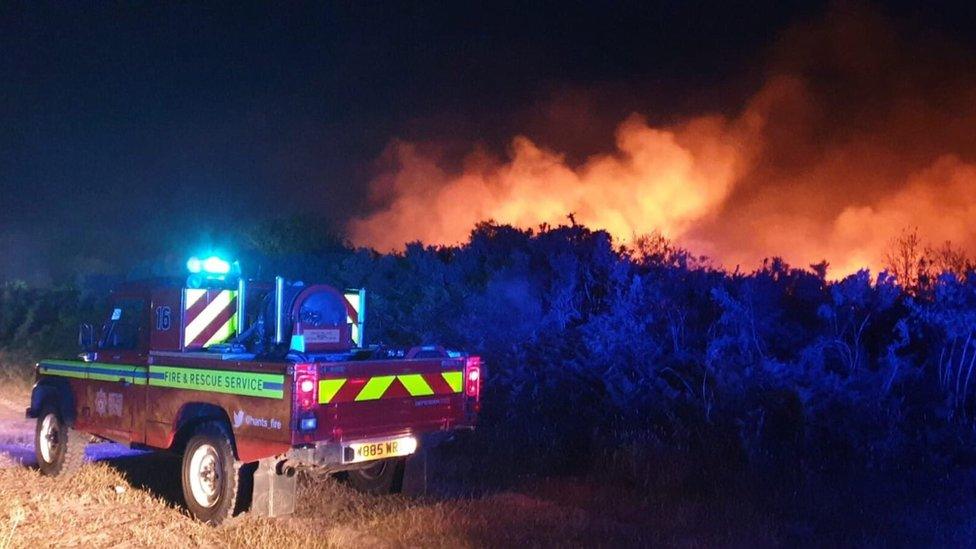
[
  {"left": 35, "top": 404, "right": 85, "bottom": 476},
  {"left": 181, "top": 422, "right": 241, "bottom": 525},
  {"left": 344, "top": 458, "right": 405, "bottom": 495}
]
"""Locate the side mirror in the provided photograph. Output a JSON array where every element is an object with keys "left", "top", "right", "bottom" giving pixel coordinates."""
[{"left": 78, "top": 323, "right": 95, "bottom": 351}]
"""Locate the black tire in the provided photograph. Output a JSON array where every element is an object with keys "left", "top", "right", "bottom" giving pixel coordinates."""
[
  {"left": 34, "top": 404, "right": 85, "bottom": 476},
  {"left": 344, "top": 458, "right": 405, "bottom": 495},
  {"left": 180, "top": 422, "right": 241, "bottom": 525}
]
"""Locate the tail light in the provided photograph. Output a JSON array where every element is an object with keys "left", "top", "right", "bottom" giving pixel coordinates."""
[
  {"left": 294, "top": 363, "right": 318, "bottom": 408},
  {"left": 294, "top": 363, "right": 318, "bottom": 432},
  {"left": 464, "top": 356, "right": 482, "bottom": 400}
]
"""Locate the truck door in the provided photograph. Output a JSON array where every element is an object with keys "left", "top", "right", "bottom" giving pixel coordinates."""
[{"left": 91, "top": 295, "right": 150, "bottom": 444}]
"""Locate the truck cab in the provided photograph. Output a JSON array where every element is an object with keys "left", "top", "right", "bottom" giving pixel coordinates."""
[{"left": 26, "top": 258, "right": 482, "bottom": 524}]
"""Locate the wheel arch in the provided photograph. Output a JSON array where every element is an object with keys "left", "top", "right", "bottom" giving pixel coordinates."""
[
  {"left": 29, "top": 378, "right": 77, "bottom": 426},
  {"left": 169, "top": 402, "right": 291, "bottom": 463},
  {"left": 170, "top": 402, "right": 237, "bottom": 458}
]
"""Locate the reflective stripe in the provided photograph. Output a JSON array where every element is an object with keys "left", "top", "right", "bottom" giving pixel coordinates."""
[
  {"left": 203, "top": 312, "right": 237, "bottom": 347},
  {"left": 355, "top": 375, "right": 396, "bottom": 401},
  {"left": 184, "top": 290, "right": 238, "bottom": 348},
  {"left": 318, "top": 371, "right": 463, "bottom": 404},
  {"left": 319, "top": 378, "right": 346, "bottom": 404},
  {"left": 397, "top": 374, "right": 434, "bottom": 396},
  {"left": 37, "top": 360, "right": 284, "bottom": 399},
  {"left": 441, "top": 371, "right": 463, "bottom": 393},
  {"left": 37, "top": 360, "right": 465, "bottom": 403},
  {"left": 39, "top": 360, "right": 91, "bottom": 380},
  {"left": 39, "top": 360, "right": 148, "bottom": 385},
  {"left": 185, "top": 289, "right": 207, "bottom": 311},
  {"left": 149, "top": 365, "right": 284, "bottom": 399},
  {"left": 344, "top": 290, "right": 363, "bottom": 346},
  {"left": 88, "top": 367, "right": 147, "bottom": 385}
]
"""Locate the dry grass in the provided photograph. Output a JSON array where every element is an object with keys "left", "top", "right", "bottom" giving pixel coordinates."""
[
  {"left": 0, "top": 351, "right": 34, "bottom": 404},
  {"left": 0, "top": 455, "right": 777, "bottom": 548}
]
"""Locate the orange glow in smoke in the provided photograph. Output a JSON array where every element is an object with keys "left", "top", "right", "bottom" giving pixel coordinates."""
[
  {"left": 349, "top": 8, "right": 976, "bottom": 278},
  {"left": 350, "top": 111, "right": 756, "bottom": 257}
]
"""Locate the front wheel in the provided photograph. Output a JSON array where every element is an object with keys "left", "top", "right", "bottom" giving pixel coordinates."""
[
  {"left": 344, "top": 458, "right": 405, "bottom": 495},
  {"left": 181, "top": 422, "right": 241, "bottom": 525},
  {"left": 35, "top": 404, "right": 85, "bottom": 476}
]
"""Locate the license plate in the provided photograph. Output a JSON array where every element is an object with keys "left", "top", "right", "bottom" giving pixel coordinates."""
[{"left": 344, "top": 436, "right": 417, "bottom": 464}]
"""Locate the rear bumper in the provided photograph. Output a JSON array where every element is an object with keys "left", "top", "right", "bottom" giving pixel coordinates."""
[
  {"left": 286, "top": 440, "right": 346, "bottom": 468},
  {"left": 284, "top": 430, "right": 453, "bottom": 471}
]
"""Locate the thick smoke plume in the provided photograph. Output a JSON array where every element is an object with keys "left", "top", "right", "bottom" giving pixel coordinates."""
[{"left": 349, "top": 6, "right": 976, "bottom": 277}]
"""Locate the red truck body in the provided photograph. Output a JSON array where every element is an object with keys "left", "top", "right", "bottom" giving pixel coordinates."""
[
  {"left": 40, "top": 351, "right": 476, "bottom": 462},
  {"left": 27, "top": 273, "right": 481, "bottom": 521}
]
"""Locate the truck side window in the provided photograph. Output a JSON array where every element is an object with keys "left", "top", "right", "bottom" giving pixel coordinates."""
[{"left": 101, "top": 298, "right": 147, "bottom": 350}]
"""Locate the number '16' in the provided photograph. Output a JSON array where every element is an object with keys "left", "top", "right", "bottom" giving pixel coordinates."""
[{"left": 155, "top": 306, "right": 172, "bottom": 331}]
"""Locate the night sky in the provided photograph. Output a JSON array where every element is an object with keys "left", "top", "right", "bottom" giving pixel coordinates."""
[{"left": 2, "top": 1, "right": 975, "bottom": 284}]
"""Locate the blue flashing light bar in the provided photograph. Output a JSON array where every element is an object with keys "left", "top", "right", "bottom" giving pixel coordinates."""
[
  {"left": 203, "top": 256, "right": 231, "bottom": 274},
  {"left": 186, "top": 255, "right": 231, "bottom": 275}
]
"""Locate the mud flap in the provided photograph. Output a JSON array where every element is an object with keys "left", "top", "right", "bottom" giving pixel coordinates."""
[
  {"left": 400, "top": 445, "right": 428, "bottom": 497},
  {"left": 250, "top": 458, "right": 297, "bottom": 517}
]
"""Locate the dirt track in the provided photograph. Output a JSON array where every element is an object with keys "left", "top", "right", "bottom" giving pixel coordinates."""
[{"left": 0, "top": 396, "right": 33, "bottom": 468}]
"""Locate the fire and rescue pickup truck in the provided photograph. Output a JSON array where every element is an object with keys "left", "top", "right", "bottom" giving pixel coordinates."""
[{"left": 25, "top": 256, "right": 482, "bottom": 524}]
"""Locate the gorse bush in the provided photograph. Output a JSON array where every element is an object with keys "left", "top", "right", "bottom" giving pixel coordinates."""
[
  {"left": 4, "top": 221, "right": 976, "bottom": 485},
  {"left": 0, "top": 281, "right": 102, "bottom": 358}
]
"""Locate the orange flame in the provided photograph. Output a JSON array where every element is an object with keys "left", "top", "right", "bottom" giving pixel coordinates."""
[{"left": 350, "top": 111, "right": 757, "bottom": 253}]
